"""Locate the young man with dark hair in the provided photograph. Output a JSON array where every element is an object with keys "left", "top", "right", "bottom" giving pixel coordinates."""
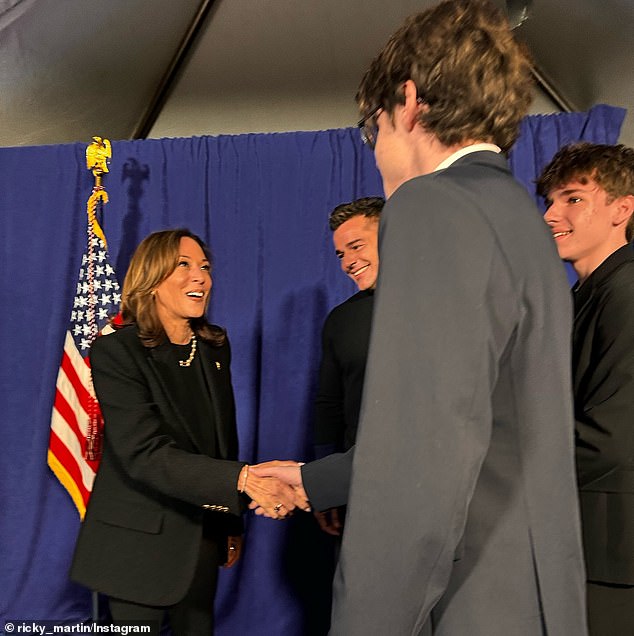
[
  {"left": 313, "top": 197, "right": 383, "bottom": 537},
  {"left": 539, "top": 142, "right": 634, "bottom": 635}
]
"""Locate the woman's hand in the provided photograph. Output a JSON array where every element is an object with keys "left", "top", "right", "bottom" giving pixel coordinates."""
[{"left": 237, "top": 464, "right": 309, "bottom": 518}]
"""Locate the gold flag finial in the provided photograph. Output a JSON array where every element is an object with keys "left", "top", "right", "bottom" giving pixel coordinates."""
[
  {"left": 86, "top": 136, "right": 111, "bottom": 181},
  {"left": 85, "top": 137, "right": 111, "bottom": 246}
]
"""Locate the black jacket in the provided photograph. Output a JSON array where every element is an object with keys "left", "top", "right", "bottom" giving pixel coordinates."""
[
  {"left": 573, "top": 243, "right": 634, "bottom": 584},
  {"left": 70, "top": 325, "right": 244, "bottom": 606}
]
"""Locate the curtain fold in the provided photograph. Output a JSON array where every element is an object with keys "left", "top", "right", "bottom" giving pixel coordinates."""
[{"left": 0, "top": 105, "right": 625, "bottom": 634}]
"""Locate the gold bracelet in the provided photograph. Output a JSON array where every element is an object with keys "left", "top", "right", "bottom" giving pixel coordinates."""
[{"left": 239, "top": 465, "right": 249, "bottom": 492}]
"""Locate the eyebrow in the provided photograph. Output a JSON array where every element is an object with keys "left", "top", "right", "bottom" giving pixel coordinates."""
[
  {"left": 553, "top": 187, "right": 586, "bottom": 199},
  {"left": 179, "top": 254, "right": 209, "bottom": 262}
]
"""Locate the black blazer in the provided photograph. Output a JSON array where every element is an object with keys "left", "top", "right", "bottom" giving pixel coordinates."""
[
  {"left": 573, "top": 244, "right": 634, "bottom": 584},
  {"left": 70, "top": 325, "right": 245, "bottom": 606}
]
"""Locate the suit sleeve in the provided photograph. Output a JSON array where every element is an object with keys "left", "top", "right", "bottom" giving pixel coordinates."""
[
  {"left": 331, "top": 180, "right": 518, "bottom": 634},
  {"left": 576, "top": 273, "right": 634, "bottom": 488},
  {"left": 90, "top": 334, "right": 245, "bottom": 515},
  {"left": 302, "top": 447, "right": 354, "bottom": 510}
]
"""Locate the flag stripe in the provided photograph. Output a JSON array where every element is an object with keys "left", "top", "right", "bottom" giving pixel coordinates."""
[
  {"left": 63, "top": 331, "right": 93, "bottom": 383},
  {"left": 51, "top": 381, "right": 94, "bottom": 468},
  {"left": 55, "top": 370, "right": 89, "bottom": 436},
  {"left": 52, "top": 385, "right": 84, "bottom": 448},
  {"left": 60, "top": 351, "right": 94, "bottom": 424},
  {"left": 48, "top": 429, "right": 91, "bottom": 502},
  {"left": 51, "top": 406, "right": 98, "bottom": 490}
]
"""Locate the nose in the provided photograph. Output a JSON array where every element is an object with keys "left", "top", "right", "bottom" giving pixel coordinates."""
[
  {"left": 543, "top": 202, "right": 559, "bottom": 225},
  {"left": 190, "top": 268, "right": 206, "bottom": 285},
  {"left": 544, "top": 197, "right": 563, "bottom": 225},
  {"left": 341, "top": 252, "right": 356, "bottom": 272}
]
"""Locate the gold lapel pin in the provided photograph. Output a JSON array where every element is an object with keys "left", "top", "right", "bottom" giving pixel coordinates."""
[{"left": 215, "top": 361, "right": 221, "bottom": 370}]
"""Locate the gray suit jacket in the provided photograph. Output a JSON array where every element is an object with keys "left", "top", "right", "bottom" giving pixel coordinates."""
[{"left": 330, "top": 152, "right": 587, "bottom": 635}]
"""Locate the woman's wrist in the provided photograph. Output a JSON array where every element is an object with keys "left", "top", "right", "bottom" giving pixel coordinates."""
[{"left": 238, "top": 464, "right": 250, "bottom": 492}]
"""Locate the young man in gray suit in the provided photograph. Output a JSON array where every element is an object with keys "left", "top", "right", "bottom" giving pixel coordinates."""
[
  {"left": 539, "top": 143, "right": 634, "bottom": 635},
  {"left": 329, "top": 1, "right": 587, "bottom": 633},
  {"left": 255, "top": 1, "right": 587, "bottom": 633}
]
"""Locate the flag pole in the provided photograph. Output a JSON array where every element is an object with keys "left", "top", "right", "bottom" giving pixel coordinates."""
[
  {"left": 48, "top": 135, "right": 120, "bottom": 621},
  {"left": 85, "top": 137, "right": 113, "bottom": 627},
  {"left": 84, "top": 137, "right": 111, "bottom": 463}
]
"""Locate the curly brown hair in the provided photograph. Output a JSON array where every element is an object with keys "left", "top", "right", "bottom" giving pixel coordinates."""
[
  {"left": 356, "top": 0, "right": 533, "bottom": 152},
  {"left": 537, "top": 143, "right": 634, "bottom": 242},
  {"left": 118, "top": 228, "right": 226, "bottom": 347}
]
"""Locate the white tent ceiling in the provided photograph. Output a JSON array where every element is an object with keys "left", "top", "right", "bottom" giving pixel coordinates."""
[{"left": 1, "top": 0, "right": 632, "bottom": 148}]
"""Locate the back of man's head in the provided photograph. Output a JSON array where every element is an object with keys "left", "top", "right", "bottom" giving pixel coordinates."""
[
  {"left": 329, "top": 197, "right": 385, "bottom": 232},
  {"left": 537, "top": 143, "right": 634, "bottom": 242},
  {"left": 356, "top": 0, "right": 533, "bottom": 152}
]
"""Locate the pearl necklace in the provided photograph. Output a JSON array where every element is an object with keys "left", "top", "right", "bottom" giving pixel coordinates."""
[{"left": 178, "top": 333, "right": 197, "bottom": 367}]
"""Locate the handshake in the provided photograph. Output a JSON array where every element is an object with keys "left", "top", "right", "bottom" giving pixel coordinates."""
[{"left": 237, "top": 461, "right": 309, "bottom": 519}]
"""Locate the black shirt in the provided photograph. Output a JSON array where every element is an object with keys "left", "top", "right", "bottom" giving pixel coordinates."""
[
  {"left": 314, "top": 289, "right": 374, "bottom": 455},
  {"left": 153, "top": 340, "right": 218, "bottom": 458}
]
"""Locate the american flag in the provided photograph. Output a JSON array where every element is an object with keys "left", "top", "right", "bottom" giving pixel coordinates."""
[{"left": 48, "top": 216, "right": 120, "bottom": 519}]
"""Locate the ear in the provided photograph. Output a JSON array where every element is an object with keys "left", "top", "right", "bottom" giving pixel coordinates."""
[
  {"left": 401, "top": 80, "right": 425, "bottom": 132},
  {"left": 611, "top": 193, "right": 634, "bottom": 227}
]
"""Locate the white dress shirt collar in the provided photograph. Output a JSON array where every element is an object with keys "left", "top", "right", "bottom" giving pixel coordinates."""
[{"left": 433, "top": 143, "right": 502, "bottom": 172}]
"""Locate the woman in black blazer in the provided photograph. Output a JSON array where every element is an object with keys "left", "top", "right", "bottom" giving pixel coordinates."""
[{"left": 71, "top": 229, "right": 301, "bottom": 634}]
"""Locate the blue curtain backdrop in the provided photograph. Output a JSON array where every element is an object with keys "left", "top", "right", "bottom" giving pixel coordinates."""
[{"left": 0, "top": 104, "right": 625, "bottom": 634}]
